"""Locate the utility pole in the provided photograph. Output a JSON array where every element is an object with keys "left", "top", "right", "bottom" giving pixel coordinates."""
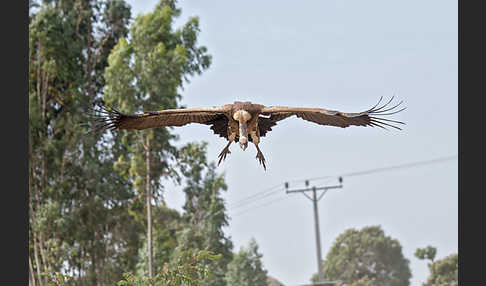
[{"left": 286, "top": 177, "right": 343, "bottom": 284}]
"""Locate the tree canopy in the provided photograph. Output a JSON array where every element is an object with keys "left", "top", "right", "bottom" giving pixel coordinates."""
[
  {"left": 414, "top": 246, "right": 437, "bottom": 262},
  {"left": 102, "top": 0, "right": 212, "bottom": 278},
  {"left": 415, "top": 247, "right": 457, "bottom": 286},
  {"left": 422, "top": 253, "right": 458, "bottom": 286},
  {"left": 311, "top": 225, "right": 412, "bottom": 286},
  {"left": 28, "top": 1, "right": 226, "bottom": 285},
  {"left": 224, "top": 238, "right": 268, "bottom": 286}
]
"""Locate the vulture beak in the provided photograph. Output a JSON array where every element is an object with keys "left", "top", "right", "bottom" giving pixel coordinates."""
[{"left": 239, "top": 137, "right": 248, "bottom": 151}]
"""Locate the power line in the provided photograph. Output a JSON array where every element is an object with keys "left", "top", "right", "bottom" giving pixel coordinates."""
[
  {"left": 229, "top": 183, "right": 282, "bottom": 208},
  {"left": 229, "top": 179, "right": 335, "bottom": 211},
  {"left": 232, "top": 195, "right": 290, "bottom": 217},
  {"left": 340, "top": 155, "right": 457, "bottom": 178},
  {"left": 228, "top": 154, "right": 457, "bottom": 216},
  {"left": 231, "top": 188, "right": 284, "bottom": 210}
]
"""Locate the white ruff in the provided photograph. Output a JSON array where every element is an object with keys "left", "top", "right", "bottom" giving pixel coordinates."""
[{"left": 233, "top": 110, "right": 251, "bottom": 122}]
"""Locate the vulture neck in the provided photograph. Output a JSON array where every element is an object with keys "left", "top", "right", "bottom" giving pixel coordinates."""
[{"left": 233, "top": 110, "right": 251, "bottom": 151}]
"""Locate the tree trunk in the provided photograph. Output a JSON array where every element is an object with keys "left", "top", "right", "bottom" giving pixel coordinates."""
[
  {"left": 30, "top": 184, "right": 45, "bottom": 286},
  {"left": 146, "top": 134, "right": 153, "bottom": 280},
  {"left": 32, "top": 235, "right": 44, "bottom": 286},
  {"left": 29, "top": 139, "right": 43, "bottom": 286},
  {"left": 95, "top": 230, "right": 103, "bottom": 286},
  {"left": 29, "top": 254, "right": 36, "bottom": 286},
  {"left": 38, "top": 231, "right": 51, "bottom": 279},
  {"left": 86, "top": 13, "right": 95, "bottom": 105}
]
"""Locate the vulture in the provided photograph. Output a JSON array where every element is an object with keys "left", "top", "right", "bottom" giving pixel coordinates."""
[{"left": 92, "top": 97, "right": 405, "bottom": 170}]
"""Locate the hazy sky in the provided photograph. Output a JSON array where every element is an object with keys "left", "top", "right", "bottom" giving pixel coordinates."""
[{"left": 125, "top": 1, "right": 458, "bottom": 285}]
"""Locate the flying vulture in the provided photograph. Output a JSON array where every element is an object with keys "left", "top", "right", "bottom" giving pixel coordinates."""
[{"left": 92, "top": 97, "right": 405, "bottom": 170}]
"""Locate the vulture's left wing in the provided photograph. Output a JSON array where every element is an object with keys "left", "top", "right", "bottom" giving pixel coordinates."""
[
  {"left": 92, "top": 105, "right": 229, "bottom": 132},
  {"left": 259, "top": 97, "right": 405, "bottom": 134}
]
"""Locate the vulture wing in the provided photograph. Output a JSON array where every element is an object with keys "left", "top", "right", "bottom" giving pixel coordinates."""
[
  {"left": 258, "top": 113, "right": 294, "bottom": 137},
  {"left": 260, "top": 97, "right": 405, "bottom": 131},
  {"left": 203, "top": 115, "right": 229, "bottom": 139},
  {"left": 92, "top": 105, "right": 230, "bottom": 132}
]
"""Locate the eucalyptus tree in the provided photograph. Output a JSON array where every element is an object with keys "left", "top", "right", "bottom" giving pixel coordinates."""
[
  {"left": 171, "top": 142, "right": 233, "bottom": 286},
  {"left": 224, "top": 238, "right": 268, "bottom": 286},
  {"left": 29, "top": 0, "right": 133, "bottom": 285},
  {"left": 103, "top": 0, "right": 211, "bottom": 279}
]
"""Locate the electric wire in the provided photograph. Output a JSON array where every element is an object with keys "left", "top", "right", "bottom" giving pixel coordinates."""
[{"left": 229, "top": 154, "right": 457, "bottom": 217}]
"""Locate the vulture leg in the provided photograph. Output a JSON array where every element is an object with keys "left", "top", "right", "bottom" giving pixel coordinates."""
[
  {"left": 249, "top": 120, "right": 266, "bottom": 170},
  {"left": 218, "top": 123, "right": 237, "bottom": 165},
  {"left": 255, "top": 144, "right": 266, "bottom": 171},
  {"left": 218, "top": 140, "right": 233, "bottom": 165}
]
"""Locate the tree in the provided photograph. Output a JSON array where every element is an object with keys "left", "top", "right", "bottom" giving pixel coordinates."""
[
  {"left": 103, "top": 0, "right": 211, "bottom": 279},
  {"left": 118, "top": 249, "right": 221, "bottom": 286},
  {"left": 172, "top": 142, "right": 233, "bottom": 286},
  {"left": 29, "top": 1, "right": 135, "bottom": 285},
  {"left": 29, "top": 0, "right": 214, "bottom": 285},
  {"left": 414, "top": 246, "right": 437, "bottom": 262},
  {"left": 224, "top": 238, "right": 268, "bottom": 286},
  {"left": 135, "top": 204, "right": 182, "bottom": 277},
  {"left": 415, "top": 248, "right": 457, "bottom": 286},
  {"left": 311, "top": 225, "right": 412, "bottom": 286}
]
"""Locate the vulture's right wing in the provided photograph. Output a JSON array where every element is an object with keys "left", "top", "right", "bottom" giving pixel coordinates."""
[
  {"left": 258, "top": 113, "right": 294, "bottom": 137},
  {"left": 259, "top": 97, "right": 405, "bottom": 132}
]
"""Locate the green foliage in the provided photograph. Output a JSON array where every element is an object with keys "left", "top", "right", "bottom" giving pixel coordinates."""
[
  {"left": 103, "top": 0, "right": 212, "bottom": 201},
  {"left": 173, "top": 142, "right": 233, "bottom": 286},
  {"left": 42, "top": 272, "right": 73, "bottom": 286},
  {"left": 224, "top": 238, "right": 268, "bottom": 286},
  {"left": 103, "top": 0, "right": 212, "bottom": 279},
  {"left": 415, "top": 246, "right": 437, "bottom": 262},
  {"left": 347, "top": 276, "right": 374, "bottom": 286},
  {"left": 420, "top": 252, "right": 457, "bottom": 286},
  {"left": 29, "top": 1, "right": 137, "bottom": 285},
  {"left": 135, "top": 205, "right": 183, "bottom": 276},
  {"left": 29, "top": 0, "right": 212, "bottom": 285},
  {"left": 312, "top": 225, "right": 412, "bottom": 286},
  {"left": 118, "top": 249, "right": 221, "bottom": 286},
  {"left": 28, "top": 2, "right": 241, "bottom": 286}
]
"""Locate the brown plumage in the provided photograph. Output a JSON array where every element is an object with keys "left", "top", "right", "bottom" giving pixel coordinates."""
[{"left": 92, "top": 97, "right": 405, "bottom": 170}]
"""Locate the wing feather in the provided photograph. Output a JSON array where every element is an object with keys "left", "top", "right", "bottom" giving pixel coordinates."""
[
  {"left": 258, "top": 112, "right": 293, "bottom": 137},
  {"left": 203, "top": 115, "right": 229, "bottom": 139},
  {"left": 260, "top": 97, "right": 405, "bottom": 130},
  {"left": 91, "top": 105, "right": 228, "bottom": 132}
]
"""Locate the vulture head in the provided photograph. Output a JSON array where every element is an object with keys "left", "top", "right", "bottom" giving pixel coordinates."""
[{"left": 232, "top": 109, "right": 252, "bottom": 150}]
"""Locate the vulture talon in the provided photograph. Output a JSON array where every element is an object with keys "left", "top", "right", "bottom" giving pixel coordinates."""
[
  {"left": 218, "top": 144, "right": 232, "bottom": 165},
  {"left": 255, "top": 146, "right": 267, "bottom": 171}
]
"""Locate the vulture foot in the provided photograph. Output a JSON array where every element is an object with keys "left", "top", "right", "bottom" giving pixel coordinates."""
[
  {"left": 255, "top": 145, "right": 267, "bottom": 171},
  {"left": 218, "top": 143, "right": 232, "bottom": 165}
]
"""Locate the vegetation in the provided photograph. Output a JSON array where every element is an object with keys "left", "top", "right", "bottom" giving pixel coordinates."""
[
  {"left": 29, "top": 0, "right": 135, "bottom": 284},
  {"left": 415, "top": 247, "right": 458, "bottom": 286},
  {"left": 103, "top": 0, "right": 211, "bottom": 279},
  {"left": 311, "top": 225, "right": 412, "bottom": 286},
  {"left": 29, "top": 0, "right": 218, "bottom": 285},
  {"left": 118, "top": 249, "right": 221, "bottom": 286},
  {"left": 414, "top": 246, "right": 437, "bottom": 262},
  {"left": 224, "top": 238, "right": 268, "bottom": 286}
]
